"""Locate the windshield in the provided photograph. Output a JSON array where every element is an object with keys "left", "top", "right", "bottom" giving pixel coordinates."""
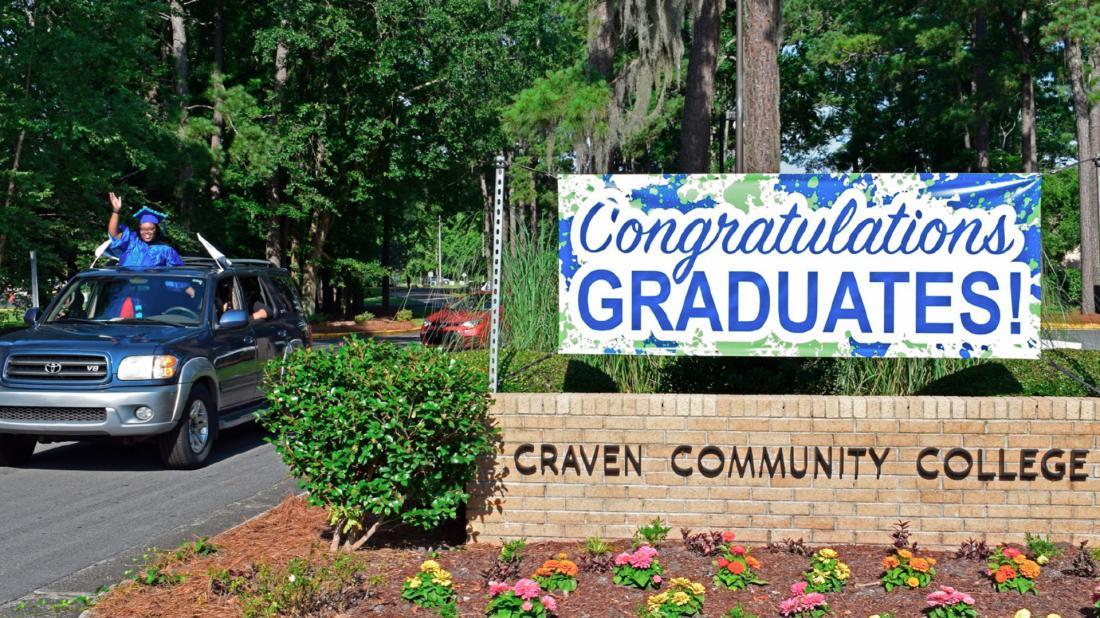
[
  {"left": 449, "top": 294, "right": 491, "bottom": 312},
  {"left": 45, "top": 275, "right": 206, "bottom": 326}
]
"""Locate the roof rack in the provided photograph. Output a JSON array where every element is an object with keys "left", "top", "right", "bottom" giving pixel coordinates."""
[{"left": 180, "top": 257, "right": 279, "bottom": 269}]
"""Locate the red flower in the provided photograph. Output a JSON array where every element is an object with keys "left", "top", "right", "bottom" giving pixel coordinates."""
[
  {"left": 730, "top": 545, "right": 747, "bottom": 556},
  {"left": 729, "top": 561, "right": 745, "bottom": 575},
  {"left": 721, "top": 531, "right": 736, "bottom": 543},
  {"left": 717, "top": 557, "right": 729, "bottom": 568}
]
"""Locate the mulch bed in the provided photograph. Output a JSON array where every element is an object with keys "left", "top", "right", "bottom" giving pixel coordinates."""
[
  {"left": 312, "top": 319, "right": 419, "bottom": 336},
  {"left": 93, "top": 496, "right": 1098, "bottom": 617}
]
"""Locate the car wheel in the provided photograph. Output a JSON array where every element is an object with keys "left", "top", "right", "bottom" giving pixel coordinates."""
[
  {"left": 158, "top": 384, "right": 217, "bottom": 469},
  {"left": 0, "top": 434, "right": 36, "bottom": 466}
]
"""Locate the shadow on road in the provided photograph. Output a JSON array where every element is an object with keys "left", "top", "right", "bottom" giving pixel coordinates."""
[{"left": 14, "top": 423, "right": 273, "bottom": 472}]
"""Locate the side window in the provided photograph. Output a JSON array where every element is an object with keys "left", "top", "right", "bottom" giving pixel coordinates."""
[
  {"left": 268, "top": 274, "right": 302, "bottom": 315},
  {"left": 239, "top": 275, "right": 270, "bottom": 321},
  {"left": 214, "top": 276, "right": 237, "bottom": 320}
]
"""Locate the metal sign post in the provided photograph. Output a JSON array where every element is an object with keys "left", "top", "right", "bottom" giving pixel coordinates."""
[
  {"left": 30, "top": 250, "right": 39, "bottom": 308},
  {"left": 489, "top": 155, "right": 506, "bottom": 392}
]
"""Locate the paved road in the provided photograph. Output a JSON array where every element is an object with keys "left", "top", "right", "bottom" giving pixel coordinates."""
[
  {"left": 0, "top": 424, "right": 295, "bottom": 614},
  {"left": 1045, "top": 329, "right": 1100, "bottom": 351}
]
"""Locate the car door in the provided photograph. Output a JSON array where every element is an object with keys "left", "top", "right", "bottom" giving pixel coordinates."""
[
  {"left": 237, "top": 273, "right": 278, "bottom": 401},
  {"left": 210, "top": 275, "right": 257, "bottom": 409}
]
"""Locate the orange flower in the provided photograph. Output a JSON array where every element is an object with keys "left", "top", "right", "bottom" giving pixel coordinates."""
[
  {"left": 926, "top": 557, "right": 937, "bottom": 566},
  {"left": 909, "top": 557, "right": 930, "bottom": 573},
  {"left": 1013, "top": 553, "right": 1028, "bottom": 565},
  {"left": 897, "top": 549, "right": 913, "bottom": 560},
  {"left": 883, "top": 556, "right": 900, "bottom": 569},
  {"left": 745, "top": 555, "right": 761, "bottom": 570},
  {"left": 906, "top": 576, "right": 920, "bottom": 588},
  {"left": 729, "top": 560, "right": 745, "bottom": 575},
  {"left": 1018, "top": 560, "right": 1040, "bottom": 579},
  {"left": 995, "top": 565, "right": 1017, "bottom": 583}
]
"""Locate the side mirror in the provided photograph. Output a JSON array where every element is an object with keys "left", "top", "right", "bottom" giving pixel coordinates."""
[
  {"left": 217, "top": 309, "right": 248, "bottom": 330},
  {"left": 23, "top": 307, "right": 41, "bottom": 325}
]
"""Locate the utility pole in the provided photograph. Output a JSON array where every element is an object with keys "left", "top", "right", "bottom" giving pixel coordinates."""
[{"left": 735, "top": 0, "right": 744, "bottom": 173}]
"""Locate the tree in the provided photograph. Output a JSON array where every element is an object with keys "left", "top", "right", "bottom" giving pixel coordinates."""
[
  {"left": 679, "top": 0, "right": 724, "bottom": 172},
  {"left": 743, "top": 0, "right": 782, "bottom": 172}
]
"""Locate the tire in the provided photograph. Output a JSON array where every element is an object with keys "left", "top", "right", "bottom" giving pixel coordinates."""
[
  {"left": 0, "top": 434, "right": 36, "bottom": 466},
  {"left": 158, "top": 384, "right": 217, "bottom": 469}
]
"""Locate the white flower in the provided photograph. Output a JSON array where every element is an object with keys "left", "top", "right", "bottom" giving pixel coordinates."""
[
  {"left": 1013, "top": 610, "right": 1031, "bottom": 618},
  {"left": 288, "top": 574, "right": 297, "bottom": 583}
]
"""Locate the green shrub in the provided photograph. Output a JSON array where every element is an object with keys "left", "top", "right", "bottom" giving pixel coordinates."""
[
  {"left": 394, "top": 308, "right": 414, "bottom": 322},
  {"left": 353, "top": 311, "right": 375, "bottom": 324},
  {"left": 262, "top": 339, "right": 496, "bottom": 550}
]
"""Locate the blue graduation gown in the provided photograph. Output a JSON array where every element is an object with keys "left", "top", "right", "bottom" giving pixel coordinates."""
[{"left": 107, "top": 225, "right": 184, "bottom": 268}]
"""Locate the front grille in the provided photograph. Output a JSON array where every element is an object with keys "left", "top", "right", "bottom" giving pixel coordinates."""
[
  {"left": 0, "top": 406, "right": 107, "bottom": 423},
  {"left": 4, "top": 354, "right": 109, "bottom": 381}
]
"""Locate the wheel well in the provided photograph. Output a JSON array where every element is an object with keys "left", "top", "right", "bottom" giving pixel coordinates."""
[{"left": 189, "top": 376, "right": 218, "bottom": 439}]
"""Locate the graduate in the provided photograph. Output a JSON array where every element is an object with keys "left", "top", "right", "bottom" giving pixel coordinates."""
[{"left": 106, "top": 192, "right": 184, "bottom": 268}]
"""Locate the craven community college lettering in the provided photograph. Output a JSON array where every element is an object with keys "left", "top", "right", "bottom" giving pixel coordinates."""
[{"left": 513, "top": 444, "right": 1091, "bottom": 482}]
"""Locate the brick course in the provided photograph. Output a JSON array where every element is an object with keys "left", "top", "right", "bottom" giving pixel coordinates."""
[{"left": 467, "top": 394, "right": 1100, "bottom": 548}]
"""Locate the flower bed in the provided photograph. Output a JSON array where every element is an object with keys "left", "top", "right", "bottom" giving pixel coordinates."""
[{"left": 91, "top": 496, "right": 1100, "bottom": 617}]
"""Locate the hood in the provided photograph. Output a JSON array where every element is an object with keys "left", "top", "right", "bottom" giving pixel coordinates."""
[{"left": 0, "top": 322, "right": 201, "bottom": 350}]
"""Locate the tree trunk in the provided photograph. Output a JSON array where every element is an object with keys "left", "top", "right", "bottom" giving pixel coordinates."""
[
  {"left": 587, "top": 0, "right": 617, "bottom": 82},
  {"left": 265, "top": 35, "right": 290, "bottom": 266},
  {"left": 1066, "top": 36, "right": 1098, "bottom": 314},
  {"left": 971, "top": 11, "right": 990, "bottom": 172},
  {"left": 381, "top": 210, "right": 391, "bottom": 309},
  {"left": 678, "top": 0, "right": 722, "bottom": 173},
  {"left": 300, "top": 211, "right": 333, "bottom": 316},
  {"left": 169, "top": 0, "right": 194, "bottom": 218},
  {"left": 208, "top": 0, "right": 225, "bottom": 200},
  {"left": 743, "top": 0, "right": 781, "bottom": 173},
  {"left": 1002, "top": 7, "right": 1036, "bottom": 173}
]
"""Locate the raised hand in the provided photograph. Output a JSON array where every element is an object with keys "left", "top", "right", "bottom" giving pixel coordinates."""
[{"left": 109, "top": 192, "right": 122, "bottom": 212}]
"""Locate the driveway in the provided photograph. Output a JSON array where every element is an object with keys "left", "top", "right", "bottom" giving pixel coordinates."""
[{"left": 0, "top": 423, "right": 295, "bottom": 615}]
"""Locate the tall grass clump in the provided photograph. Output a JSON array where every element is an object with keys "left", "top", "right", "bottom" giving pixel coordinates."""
[
  {"left": 502, "top": 224, "right": 558, "bottom": 352},
  {"left": 828, "top": 357, "right": 977, "bottom": 396}
]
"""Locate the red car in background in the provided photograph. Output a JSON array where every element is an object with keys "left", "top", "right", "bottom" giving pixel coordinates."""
[{"left": 420, "top": 292, "right": 496, "bottom": 348}]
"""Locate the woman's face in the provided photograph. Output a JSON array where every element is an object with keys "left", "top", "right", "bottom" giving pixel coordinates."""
[{"left": 139, "top": 223, "right": 157, "bottom": 243}]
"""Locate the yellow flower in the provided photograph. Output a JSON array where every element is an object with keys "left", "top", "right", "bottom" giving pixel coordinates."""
[
  {"left": 1037, "top": 555, "right": 1049, "bottom": 565},
  {"left": 837, "top": 570, "right": 850, "bottom": 581},
  {"left": 405, "top": 576, "right": 421, "bottom": 589},
  {"left": 1014, "top": 611, "right": 1031, "bottom": 618},
  {"left": 906, "top": 576, "right": 920, "bottom": 588},
  {"left": 1013, "top": 553, "right": 1029, "bottom": 565},
  {"left": 819, "top": 548, "right": 838, "bottom": 559},
  {"left": 432, "top": 577, "right": 452, "bottom": 587},
  {"left": 812, "top": 575, "right": 826, "bottom": 585},
  {"left": 672, "top": 591, "right": 691, "bottom": 606},
  {"left": 690, "top": 582, "right": 706, "bottom": 595},
  {"left": 647, "top": 593, "right": 669, "bottom": 609},
  {"left": 837, "top": 562, "right": 851, "bottom": 574},
  {"left": 670, "top": 577, "right": 692, "bottom": 588},
  {"left": 1046, "top": 614, "right": 1063, "bottom": 618},
  {"left": 927, "top": 557, "right": 937, "bottom": 566},
  {"left": 420, "top": 560, "right": 441, "bottom": 573},
  {"left": 897, "top": 549, "right": 912, "bottom": 559}
]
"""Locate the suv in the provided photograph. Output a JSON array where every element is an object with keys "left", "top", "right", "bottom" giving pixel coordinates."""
[{"left": 0, "top": 258, "right": 309, "bottom": 469}]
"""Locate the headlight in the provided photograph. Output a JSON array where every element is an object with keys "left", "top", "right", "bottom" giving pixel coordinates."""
[
  {"left": 422, "top": 320, "right": 432, "bottom": 327},
  {"left": 118, "top": 355, "right": 178, "bottom": 380},
  {"left": 460, "top": 319, "right": 481, "bottom": 328}
]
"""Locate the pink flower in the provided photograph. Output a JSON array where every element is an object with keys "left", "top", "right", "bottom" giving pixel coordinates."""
[
  {"left": 790, "top": 581, "right": 808, "bottom": 595},
  {"left": 540, "top": 595, "right": 557, "bottom": 612},
  {"left": 926, "top": 586, "right": 974, "bottom": 607},
  {"left": 613, "top": 552, "right": 631, "bottom": 566},
  {"left": 514, "top": 578, "right": 541, "bottom": 601},
  {"left": 1003, "top": 547, "right": 1021, "bottom": 559},
  {"left": 730, "top": 545, "right": 747, "bottom": 556},
  {"left": 717, "top": 557, "right": 729, "bottom": 568},
  {"left": 801, "top": 592, "right": 826, "bottom": 608},
  {"left": 628, "top": 545, "right": 658, "bottom": 569},
  {"left": 1093, "top": 581, "right": 1100, "bottom": 603},
  {"left": 522, "top": 600, "right": 533, "bottom": 612},
  {"left": 488, "top": 581, "right": 510, "bottom": 597},
  {"left": 721, "top": 531, "right": 736, "bottom": 543},
  {"left": 779, "top": 597, "right": 801, "bottom": 616},
  {"left": 652, "top": 575, "right": 662, "bottom": 584}
]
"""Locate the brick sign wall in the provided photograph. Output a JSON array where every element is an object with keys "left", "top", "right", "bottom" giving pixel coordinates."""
[{"left": 466, "top": 394, "right": 1100, "bottom": 549}]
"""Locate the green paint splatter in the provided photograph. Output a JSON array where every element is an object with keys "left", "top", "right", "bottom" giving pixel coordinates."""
[
  {"left": 807, "top": 176, "right": 819, "bottom": 189},
  {"left": 722, "top": 180, "right": 760, "bottom": 213}
]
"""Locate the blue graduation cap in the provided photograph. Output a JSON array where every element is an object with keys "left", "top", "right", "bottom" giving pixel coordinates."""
[{"left": 133, "top": 206, "right": 169, "bottom": 226}]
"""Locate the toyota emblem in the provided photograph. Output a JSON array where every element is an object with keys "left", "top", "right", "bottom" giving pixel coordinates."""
[{"left": 44, "top": 362, "right": 62, "bottom": 374}]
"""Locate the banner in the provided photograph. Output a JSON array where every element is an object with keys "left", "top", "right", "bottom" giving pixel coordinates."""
[{"left": 558, "top": 174, "right": 1041, "bottom": 358}]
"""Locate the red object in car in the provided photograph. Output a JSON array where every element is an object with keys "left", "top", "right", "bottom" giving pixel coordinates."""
[{"left": 420, "top": 292, "right": 496, "bottom": 348}]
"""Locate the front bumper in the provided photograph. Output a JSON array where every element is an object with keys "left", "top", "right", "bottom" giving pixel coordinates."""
[
  {"left": 420, "top": 326, "right": 486, "bottom": 347},
  {"left": 0, "top": 383, "right": 185, "bottom": 437}
]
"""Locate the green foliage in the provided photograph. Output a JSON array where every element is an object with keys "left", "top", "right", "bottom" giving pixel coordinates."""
[
  {"left": 987, "top": 547, "right": 1040, "bottom": 594},
  {"left": 211, "top": 554, "right": 367, "bottom": 618},
  {"left": 502, "top": 224, "right": 558, "bottom": 352},
  {"left": 632, "top": 518, "right": 672, "bottom": 548},
  {"left": 724, "top": 607, "right": 760, "bottom": 618},
  {"left": 584, "top": 536, "right": 613, "bottom": 557},
  {"left": 880, "top": 549, "right": 936, "bottom": 591},
  {"left": 353, "top": 311, "right": 375, "bottom": 324},
  {"left": 927, "top": 604, "right": 977, "bottom": 618},
  {"left": 135, "top": 566, "right": 186, "bottom": 587},
  {"left": 1024, "top": 532, "right": 1063, "bottom": 560},
  {"left": 803, "top": 548, "right": 851, "bottom": 593},
  {"left": 401, "top": 560, "right": 457, "bottom": 615},
  {"left": 499, "top": 538, "right": 528, "bottom": 563},
  {"left": 394, "top": 308, "right": 414, "bottom": 322},
  {"left": 261, "top": 339, "right": 496, "bottom": 541},
  {"left": 713, "top": 546, "right": 768, "bottom": 591}
]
